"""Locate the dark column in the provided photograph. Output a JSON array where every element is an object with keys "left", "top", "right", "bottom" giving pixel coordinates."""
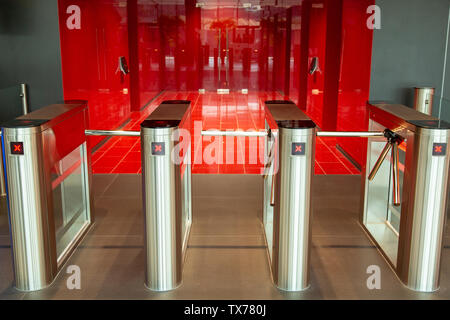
[
  {"left": 271, "top": 14, "right": 279, "bottom": 91},
  {"left": 298, "top": 1, "right": 311, "bottom": 110},
  {"left": 158, "top": 8, "right": 166, "bottom": 90},
  {"left": 284, "top": 7, "right": 293, "bottom": 96},
  {"left": 322, "top": 0, "right": 343, "bottom": 130},
  {"left": 185, "top": 0, "right": 201, "bottom": 90},
  {"left": 127, "top": 0, "right": 140, "bottom": 111}
]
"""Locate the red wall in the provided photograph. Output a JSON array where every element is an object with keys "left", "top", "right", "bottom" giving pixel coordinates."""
[
  {"left": 58, "top": 0, "right": 374, "bottom": 166},
  {"left": 336, "top": 0, "right": 374, "bottom": 167},
  {"left": 293, "top": 0, "right": 374, "bottom": 166},
  {"left": 58, "top": 0, "right": 131, "bottom": 146}
]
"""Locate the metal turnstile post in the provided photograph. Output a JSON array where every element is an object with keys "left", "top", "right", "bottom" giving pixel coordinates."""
[
  {"left": 2, "top": 121, "right": 55, "bottom": 291},
  {"left": 141, "top": 120, "right": 182, "bottom": 291},
  {"left": 1, "top": 102, "right": 93, "bottom": 292},
  {"left": 397, "top": 125, "right": 450, "bottom": 291},
  {"left": 141, "top": 100, "right": 191, "bottom": 291},
  {"left": 271, "top": 120, "right": 316, "bottom": 291},
  {"left": 0, "top": 147, "right": 6, "bottom": 197},
  {"left": 262, "top": 101, "right": 316, "bottom": 291},
  {"left": 362, "top": 102, "right": 450, "bottom": 292}
]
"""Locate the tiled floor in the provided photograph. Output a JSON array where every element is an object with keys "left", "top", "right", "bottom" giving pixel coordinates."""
[
  {"left": 91, "top": 91, "right": 360, "bottom": 175},
  {"left": 1, "top": 174, "right": 449, "bottom": 299}
]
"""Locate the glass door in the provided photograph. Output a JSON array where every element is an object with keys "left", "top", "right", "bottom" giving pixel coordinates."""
[{"left": 199, "top": 2, "right": 255, "bottom": 92}]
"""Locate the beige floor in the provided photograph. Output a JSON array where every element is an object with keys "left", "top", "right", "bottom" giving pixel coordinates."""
[{"left": 0, "top": 174, "right": 449, "bottom": 300}]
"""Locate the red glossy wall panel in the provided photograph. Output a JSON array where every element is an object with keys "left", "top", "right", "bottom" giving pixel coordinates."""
[
  {"left": 57, "top": 0, "right": 374, "bottom": 172},
  {"left": 295, "top": 0, "right": 373, "bottom": 167},
  {"left": 58, "top": 0, "right": 131, "bottom": 148},
  {"left": 288, "top": 5, "right": 302, "bottom": 106},
  {"left": 137, "top": 2, "right": 164, "bottom": 105},
  {"left": 305, "top": 0, "right": 327, "bottom": 128},
  {"left": 336, "top": 0, "right": 374, "bottom": 167}
]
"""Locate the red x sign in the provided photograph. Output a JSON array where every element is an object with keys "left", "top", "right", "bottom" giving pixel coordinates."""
[
  {"left": 10, "top": 142, "right": 24, "bottom": 155},
  {"left": 292, "top": 143, "right": 306, "bottom": 156},
  {"left": 433, "top": 143, "right": 447, "bottom": 156},
  {"left": 151, "top": 142, "right": 165, "bottom": 155}
]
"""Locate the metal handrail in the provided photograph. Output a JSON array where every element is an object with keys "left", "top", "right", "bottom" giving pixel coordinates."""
[
  {"left": 201, "top": 130, "right": 269, "bottom": 137},
  {"left": 317, "top": 131, "right": 385, "bottom": 137},
  {"left": 85, "top": 130, "right": 140, "bottom": 137}
]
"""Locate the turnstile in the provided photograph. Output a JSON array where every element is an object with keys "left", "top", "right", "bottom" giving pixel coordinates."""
[
  {"left": 3, "top": 98, "right": 449, "bottom": 294},
  {"left": 141, "top": 100, "right": 192, "bottom": 291},
  {"left": 201, "top": 100, "right": 317, "bottom": 291},
  {"left": 1, "top": 102, "right": 93, "bottom": 291},
  {"left": 361, "top": 102, "right": 450, "bottom": 292},
  {"left": 263, "top": 101, "right": 316, "bottom": 291}
]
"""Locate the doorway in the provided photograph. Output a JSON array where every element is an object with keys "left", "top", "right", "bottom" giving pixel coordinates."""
[{"left": 199, "top": 2, "right": 259, "bottom": 92}]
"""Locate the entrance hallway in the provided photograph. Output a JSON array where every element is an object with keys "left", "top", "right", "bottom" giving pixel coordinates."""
[
  {"left": 90, "top": 91, "right": 360, "bottom": 175},
  {"left": 1, "top": 174, "right": 449, "bottom": 299}
]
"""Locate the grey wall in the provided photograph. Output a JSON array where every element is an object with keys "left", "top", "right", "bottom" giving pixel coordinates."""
[
  {"left": 370, "top": 0, "right": 450, "bottom": 120},
  {"left": 0, "top": 0, "right": 64, "bottom": 114}
]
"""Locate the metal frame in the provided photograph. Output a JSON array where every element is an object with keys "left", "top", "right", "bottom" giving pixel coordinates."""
[
  {"left": 263, "top": 101, "right": 316, "bottom": 291},
  {"left": 1, "top": 101, "right": 94, "bottom": 291},
  {"left": 141, "top": 100, "right": 192, "bottom": 291},
  {"left": 360, "top": 102, "right": 450, "bottom": 292}
]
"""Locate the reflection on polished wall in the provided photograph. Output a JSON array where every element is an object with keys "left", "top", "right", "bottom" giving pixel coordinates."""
[
  {"left": 58, "top": 0, "right": 131, "bottom": 148},
  {"left": 57, "top": 0, "right": 374, "bottom": 166}
]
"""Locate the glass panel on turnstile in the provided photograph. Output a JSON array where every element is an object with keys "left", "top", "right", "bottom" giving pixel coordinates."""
[
  {"left": 51, "top": 143, "right": 91, "bottom": 263},
  {"left": 181, "top": 145, "right": 192, "bottom": 254},
  {"left": 364, "top": 120, "right": 404, "bottom": 267},
  {"left": 387, "top": 141, "right": 406, "bottom": 233},
  {"left": 263, "top": 120, "right": 274, "bottom": 261}
]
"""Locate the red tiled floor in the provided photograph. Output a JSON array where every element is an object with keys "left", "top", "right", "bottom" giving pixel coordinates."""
[{"left": 91, "top": 91, "right": 361, "bottom": 175}]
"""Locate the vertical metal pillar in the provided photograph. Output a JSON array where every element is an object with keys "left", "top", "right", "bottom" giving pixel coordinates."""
[
  {"left": 398, "top": 125, "right": 450, "bottom": 292},
  {"left": 19, "top": 84, "right": 29, "bottom": 115},
  {"left": 362, "top": 102, "right": 450, "bottom": 292},
  {"left": 2, "top": 102, "right": 93, "bottom": 292},
  {"left": 2, "top": 120, "right": 56, "bottom": 291},
  {"left": 413, "top": 87, "right": 435, "bottom": 116},
  {"left": 141, "top": 120, "right": 183, "bottom": 291},
  {"left": 0, "top": 147, "right": 6, "bottom": 197},
  {"left": 272, "top": 120, "right": 316, "bottom": 291}
]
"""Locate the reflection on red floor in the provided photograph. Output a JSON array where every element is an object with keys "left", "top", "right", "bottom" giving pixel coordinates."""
[{"left": 91, "top": 91, "right": 360, "bottom": 175}]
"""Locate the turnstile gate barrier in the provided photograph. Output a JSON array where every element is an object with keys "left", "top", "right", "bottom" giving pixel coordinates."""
[
  {"left": 141, "top": 100, "right": 192, "bottom": 291},
  {"left": 361, "top": 102, "right": 450, "bottom": 292},
  {"left": 202, "top": 100, "right": 317, "bottom": 292},
  {"left": 3, "top": 97, "right": 449, "bottom": 294},
  {"left": 264, "top": 101, "right": 316, "bottom": 291},
  {"left": 1, "top": 102, "right": 93, "bottom": 291}
]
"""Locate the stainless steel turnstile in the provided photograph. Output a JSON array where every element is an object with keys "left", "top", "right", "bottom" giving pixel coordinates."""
[
  {"left": 263, "top": 101, "right": 316, "bottom": 291},
  {"left": 5, "top": 97, "right": 448, "bottom": 295},
  {"left": 201, "top": 100, "right": 316, "bottom": 292},
  {"left": 141, "top": 100, "right": 192, "bottom": 291},
  {"left": 361, "top": 102, "right": 450, "bottom": 292},
  {"left": 1, "top": 102, "right": 94, "bottom": 291}
]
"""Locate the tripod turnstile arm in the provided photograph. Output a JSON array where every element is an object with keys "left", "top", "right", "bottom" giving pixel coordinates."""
[
  {"left": 391, "top": 142, "right": 401, "bottom": 206},
  {"left": 368, "top": 129, "right": 403, "bottom": 207},
  {"left": 270, "top": 172, "right": 276, "bottom": 206},
  {"left": 368, "top": 141, "right": 393, "bottom": 181}
]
